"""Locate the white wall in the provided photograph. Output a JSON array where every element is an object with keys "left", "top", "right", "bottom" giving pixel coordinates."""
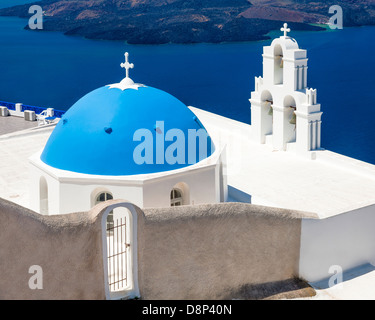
[
  {"left": 29, "top": 165, "right": 60, "bottom": 215},
  {"left": 30, "top": 161, "right": 144, "bottom": 215},
  {"left": 58, "top": 183, "right": 144, "bottom": 215},
  {"left": 142, "top": 165, "right": 218, "bottom": 208},
  {"left": 30, "top": 162, "right": 222, "bottom": 214},
  {"left": 29, "top": 146, "right": 225, "bottom": 215},
  {"left": 299, "top": 204, "right": 375, "bottom": 282}
]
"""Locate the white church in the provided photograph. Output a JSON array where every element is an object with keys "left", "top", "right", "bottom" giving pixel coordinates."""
[
  {"left": 28, "top": 51, "right": 227, "bottom": 215},
  {"left": 2, "top": 23, "right": 375, "bottom": 299},
  {"left": 28, "top": 23, "right": 323, "bottom": 215}
]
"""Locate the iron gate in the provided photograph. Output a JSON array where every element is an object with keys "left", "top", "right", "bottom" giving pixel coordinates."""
[{"left": 107, "top": 216, "right": 130, "bottom": 291}]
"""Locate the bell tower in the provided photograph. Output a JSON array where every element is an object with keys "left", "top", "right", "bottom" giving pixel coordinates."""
[{"left": 250, "top": 23, "right": 323, "bottom": 155}]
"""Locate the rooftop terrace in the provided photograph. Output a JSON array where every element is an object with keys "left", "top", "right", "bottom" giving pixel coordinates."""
[
  {"left": 190, "top": 107, "right": 375, "bottom": 218},
  {"left": 0, "top": 115, "right": 38, "bottom": 135}
]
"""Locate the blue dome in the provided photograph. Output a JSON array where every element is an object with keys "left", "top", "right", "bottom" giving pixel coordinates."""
[{"left": 41, "top": 85, "right": 214, "bottom": 176}]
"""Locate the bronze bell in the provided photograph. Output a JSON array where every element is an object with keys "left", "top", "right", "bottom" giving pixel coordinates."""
[
  {"left": 289, "top": 112, "right": 296, "bottom": 125},
  {"left": 268, "top": 106, "right": 273, "bottom": 116}
]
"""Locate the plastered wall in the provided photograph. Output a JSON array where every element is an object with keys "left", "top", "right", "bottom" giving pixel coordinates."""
[
  {"left": 138, "top": 203, "right": 310, "bottom": 299},
  {"left": 0, "top": 197, "right": 106, "bottom": 299},
  {"left": 0, "top": 197, "right": 314, "bottom": 300}
]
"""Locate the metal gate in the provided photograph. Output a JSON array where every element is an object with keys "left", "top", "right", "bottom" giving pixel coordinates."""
[{"left": 106, "top": 215, "right": 130, "bottom": 292}]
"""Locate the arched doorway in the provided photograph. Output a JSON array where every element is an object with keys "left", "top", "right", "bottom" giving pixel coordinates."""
[
  {"left": 105, "top": 207, "right": 129, "bottom": 295},
  {"left": 101, "top": 202, "right": 139, "bottom": 300},
  {"left": 39, "top": 176, "right": 48, "bottom": 215}
]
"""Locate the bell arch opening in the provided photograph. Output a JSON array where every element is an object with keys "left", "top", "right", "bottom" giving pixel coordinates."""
[
  {"left": 284, "top": 95, "right": 297, "bottom": 144},
  {"left": 274, "top": 44, "right": 284, "bottom": 85},
  {"left": 260, "top": 90, "right": 274, "bottom": 136}
]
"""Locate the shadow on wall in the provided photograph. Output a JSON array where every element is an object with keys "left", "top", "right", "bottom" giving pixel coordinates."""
[
  {"left": 228, "top": 278, "right": 315, "bottom": 300},
  {"left": 0, "top": 197, "right": 317, "bottom": 300},
  {"left": 227, "top": 185, "right": 252, "bottom": 203},
  {"left": 311, "top": 263, "right": 375, "bottom": 290}
]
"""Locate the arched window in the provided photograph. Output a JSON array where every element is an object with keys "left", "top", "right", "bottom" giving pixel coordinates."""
[
  {"left": 96, "top": 192, "right": 113, "bottom": 203},
  {"left": 170, "top": 188, "right": 183, "bottom": 207},
  {"left": 96, "top": 192, "right": 114, "bottom": 229}
]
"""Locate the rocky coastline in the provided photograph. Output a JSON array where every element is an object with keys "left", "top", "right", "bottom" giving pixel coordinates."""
[{"left": 0, "top": 0, "right": 373, "bottom": 44}]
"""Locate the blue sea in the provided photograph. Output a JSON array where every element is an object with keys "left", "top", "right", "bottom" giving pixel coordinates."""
[{"left": 0, "top": 2, "right": 374, "bottom": 164}]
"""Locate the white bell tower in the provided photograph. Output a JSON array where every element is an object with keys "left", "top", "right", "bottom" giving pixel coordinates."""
[{"left": 250, "top": 23, "right": 323, "bottom": 155}]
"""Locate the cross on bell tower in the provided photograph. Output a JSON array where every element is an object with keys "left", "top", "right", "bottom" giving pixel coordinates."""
[
  {"left": 120, "top": 52, "right": 134, "bottom": 79},
  {"left": 281, "top": 23, "right": 291, "bottom": 37}
]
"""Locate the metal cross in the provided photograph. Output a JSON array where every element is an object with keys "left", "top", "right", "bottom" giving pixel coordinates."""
[
  {"left": 281, "top": 23, "right": 291, "bottom": 37},
  {"left": 120, "top": 52, "right": 134, "bottom": 78}
]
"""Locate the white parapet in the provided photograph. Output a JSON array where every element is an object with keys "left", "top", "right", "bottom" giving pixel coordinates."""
[
  {"left": 9, "top": 103, "right": 24, "bottom": 117},
  {"left": 299, "top": 203, "right": 375, "bottom": 283}
]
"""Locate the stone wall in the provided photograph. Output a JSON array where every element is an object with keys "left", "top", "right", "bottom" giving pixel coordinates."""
[
  {"left": 139, "top": 203, "right": 314, "bottom": 299},
  {"left": 0, "top": 198, "right": 106, "bottom": 299},
  {"left": 0, "top": 197, "right": 316, "bottom": 299}
]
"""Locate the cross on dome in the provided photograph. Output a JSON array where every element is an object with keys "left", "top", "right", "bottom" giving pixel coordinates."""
[
  {"left": 281, "top": 23, "right": 291, "bottom": 37},
  {"left": 108, "top": 52, "right": 146, "bottom": 91},
  {"left": 120, "top": 52, "right": 134, "bottom": 79}
]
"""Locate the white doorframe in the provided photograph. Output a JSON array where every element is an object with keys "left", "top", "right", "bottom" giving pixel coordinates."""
[{"left": 101, "top": 202, "right": 140, "bottom": 300}]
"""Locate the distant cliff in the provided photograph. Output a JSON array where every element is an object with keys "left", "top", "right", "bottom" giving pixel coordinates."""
[{"left": 0, "top": 0, "right": 374, "bottom": 44}]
